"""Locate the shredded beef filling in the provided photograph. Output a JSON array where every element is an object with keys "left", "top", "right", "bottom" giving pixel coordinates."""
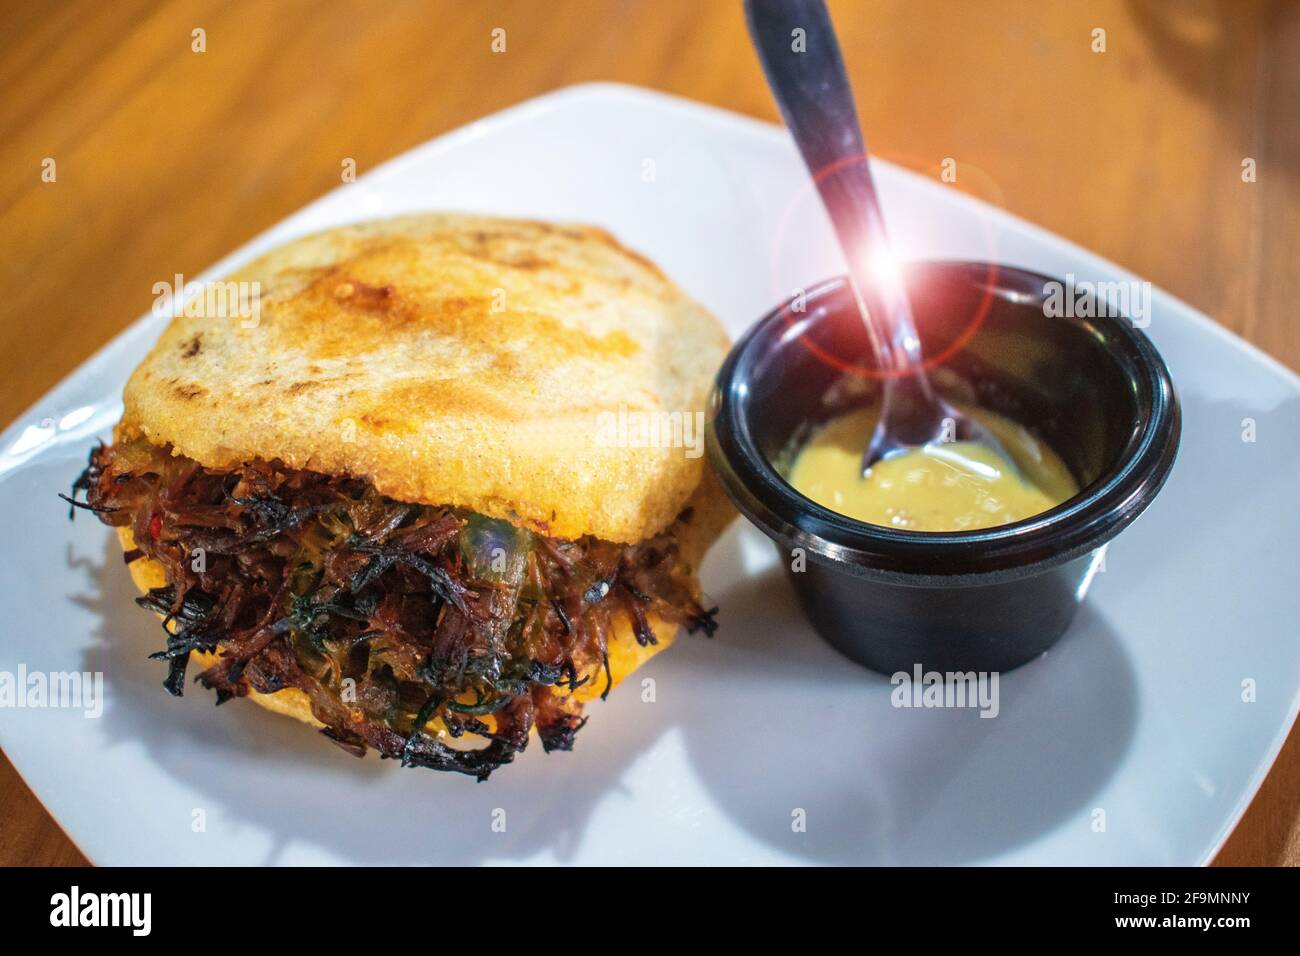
[{"left": 68, "top": 440, "right": 716, "bottom": 780}]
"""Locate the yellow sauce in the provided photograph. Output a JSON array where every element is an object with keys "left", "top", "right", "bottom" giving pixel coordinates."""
[{"left": 788, "top": 404, "right": 1077, "bottom": 532}]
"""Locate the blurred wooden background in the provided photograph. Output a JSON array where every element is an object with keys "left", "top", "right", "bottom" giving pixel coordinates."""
[{"left": 0, "top": 0, "right": 1296, "bottom": 866}]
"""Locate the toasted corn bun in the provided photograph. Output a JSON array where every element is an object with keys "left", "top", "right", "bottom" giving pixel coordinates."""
[{"left": 119, "top": 213, "right": 730, "bottom": 544}]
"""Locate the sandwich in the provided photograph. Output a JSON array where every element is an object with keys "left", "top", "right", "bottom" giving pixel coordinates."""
[{"left": 68, "top": 213, "right": 732, "bottom": 779}]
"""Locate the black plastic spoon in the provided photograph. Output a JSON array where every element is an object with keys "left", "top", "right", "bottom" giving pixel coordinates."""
[{"left": 745, "top": 0, "right": 1015, "bottom": 476}]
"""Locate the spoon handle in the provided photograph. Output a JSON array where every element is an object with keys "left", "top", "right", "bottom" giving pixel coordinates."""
[
  {"left": 744, "top": 0, "right": 926, "bottom": 383},
  {"left": 744, "top": 0, "right": 865, "bottom": 181}
]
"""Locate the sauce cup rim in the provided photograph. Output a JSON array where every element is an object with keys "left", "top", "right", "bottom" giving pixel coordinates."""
[{"left": 705, "top": 262, "right": 1181, "bottom": 583}]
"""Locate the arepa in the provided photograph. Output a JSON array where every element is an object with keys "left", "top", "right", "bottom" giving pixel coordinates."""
[{"left": 73, "top": 213, "right": 732, "bottom": 779}]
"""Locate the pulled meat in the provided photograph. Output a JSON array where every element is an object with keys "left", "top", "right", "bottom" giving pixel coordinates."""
[{"left": 69, "top": 440, "right": 716, "bottom": 779}]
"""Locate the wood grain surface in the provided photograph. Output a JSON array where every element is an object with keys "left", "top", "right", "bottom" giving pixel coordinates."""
[{"left": 0, "top": 0, "right": 1295, "bottom": 867}]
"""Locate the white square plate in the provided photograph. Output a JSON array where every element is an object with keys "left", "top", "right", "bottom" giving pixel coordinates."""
[{"left": 2, "top": 84, "right": 1297, "bottom": 865}]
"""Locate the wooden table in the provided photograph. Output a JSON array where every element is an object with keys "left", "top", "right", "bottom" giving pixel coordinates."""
[{"left": 1, "top": 0, "right": 1295, "bottom": 867}]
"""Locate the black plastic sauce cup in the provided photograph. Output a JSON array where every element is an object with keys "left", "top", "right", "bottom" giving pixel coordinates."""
[{"left": 706, "top": 262, "right": 1180, "bottom": 674}]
